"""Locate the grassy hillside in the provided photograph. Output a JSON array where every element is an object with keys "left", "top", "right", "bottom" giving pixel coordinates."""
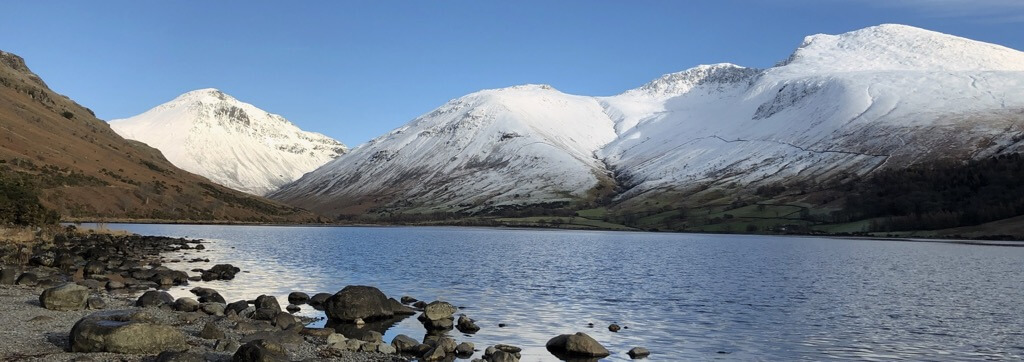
[{"left": 0, "top": 50, "right": 317, "bottom": 223}]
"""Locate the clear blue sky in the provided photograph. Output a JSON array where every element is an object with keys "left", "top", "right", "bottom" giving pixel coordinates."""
[{"left": 2, "top": 0, "right": 1022, "bottom": 146}]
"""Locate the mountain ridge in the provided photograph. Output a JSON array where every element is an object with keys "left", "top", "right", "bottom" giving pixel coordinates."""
[
  {"left": 271, "top": 24, "right": 1024, "bottom": 223},
  {"left": 110, "top": 88, "right": 347, "bottom": 195}
]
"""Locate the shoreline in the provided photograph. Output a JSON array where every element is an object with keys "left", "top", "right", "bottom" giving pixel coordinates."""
[{"left": 0, "top": 230, "right": 475, "bottom": 361}]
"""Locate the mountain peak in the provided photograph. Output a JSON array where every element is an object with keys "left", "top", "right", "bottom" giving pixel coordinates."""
[
  {"left": 172, "top": 88, "right": 236, "bottom": 104},
  {"left": 777, "top": 24, "right": 1024, "bottom": 73},
  {"left": 625, "top": 63, "right": 759, "bottom": 98}
]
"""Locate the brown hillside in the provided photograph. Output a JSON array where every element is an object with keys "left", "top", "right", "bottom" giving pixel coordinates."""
[{"left": 0, "top": 50, "right": 317, "bottom": 223}]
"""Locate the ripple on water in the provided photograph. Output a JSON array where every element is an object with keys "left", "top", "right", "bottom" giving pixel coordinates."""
[{"left": 88, "top": 224, "right": 1024, "bottom": 361}]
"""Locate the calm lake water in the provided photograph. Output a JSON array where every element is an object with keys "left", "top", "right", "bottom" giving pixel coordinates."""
[{"left": 96, "top": 224, "right": 1024, "bottom": 361}]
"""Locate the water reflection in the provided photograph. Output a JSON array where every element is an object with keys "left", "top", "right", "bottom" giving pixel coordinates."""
[{"left": 93, "top": 224, "right": 1024, "bottom": 361}]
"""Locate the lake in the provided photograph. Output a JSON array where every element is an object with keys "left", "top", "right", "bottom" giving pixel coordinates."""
[{"left": 94, "top": 224, "right": 1024, "bottom": 361}]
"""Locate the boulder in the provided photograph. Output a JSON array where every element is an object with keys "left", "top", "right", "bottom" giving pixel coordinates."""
[
  {"left": 190, "top": 287, "right": 226, "bottom": 304},
  {"left": 1, "top": 268, "right": 18, "bottom": 284},
  {"left": 232, "top": 339, "right": 287, "bottom": 362},
  {"left": 455, "top": 342, "right": 475, "bottom": 356},
  {"left": 105, "top": 280, "right": 125, "bottom": 290},
  {"left": 254, "top": 295, "right": 281, "bottom": 312},
  {"left": 324, "top": 285, "right": 393, "bottom": 322},
  {"left": 201, "top": 302, "right": 226, "bottom": 316},
  {"left": 390, "top": 334, "right": 419, "bottom": 353},
  {"left": 227, "top": 300, "right": 250, "bottom": 315},
  {"left": 387, "top": 297, "right": 416, "bottom": 315},
  {"left": 202, "top": 264, "right": 240, "bottom": 281},
  {"left": 39, "top": 283, "right": 89, "bottom": 311},
  {"left": 15, "top": 272, "right": 38, "bottom": 286},
  {"left": 156, "top": 351, "right": 206, "bottom": 362},
  {"left": 252, "top": 308, "right": 279, "bottom": 321},
  {"left": 628, "top": 346, "right": 651, "bottom": 359},
  {"left": 378, "top": 342, "right": 396, "bottom": 354},
  {"left": 174, "top": 297, "right": 201, "bottom": 312},
  {"left": 423, "top": 301, "right": 457, "bottom": 320},
  {"left": 136, "top": 290, "right": 174, "bottom": 307},
  {"left": 287, "top": 292, "right": 309, "bottom": 305},
  {"left": 457, "top": 315, "right": 480, "bottom": 333},
  {"left": 545, "top": 332, "right": 610, "bottom": 358},
  {"left": 69, "top": 310, "right": 187, "bottom": 353},
  {"left": 200, "top": 322, "right": 226, "bottom": 339},
  {"left": 87, "top": 296, "right": 106, "bottom": 309},
  {"left": 490, "top": 350, "right": 520, "bottom": 362},
  {"left": 423, "top": 347, "right": 446, "bottom": 361},
  {"left": 436, "top": 337, "right": 457, "bottom": 353},
  {"left": 305, "top": 290, "right": 329, "bottom": 308}
]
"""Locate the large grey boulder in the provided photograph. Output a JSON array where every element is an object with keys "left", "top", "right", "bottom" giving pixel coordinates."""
[
  {"left": 69, "top": 310, "right": 187, "bottom": 353},
  {"left": 39, "top": 283, "right": 90, "bottom": 311},
  {"left": 324, "top": 285, "right": 393, "bottom": 322},
  {"left": 254, "top": 295, "right": 281, "bottom": 312},
  {"left": 390, "top": 334, "right": 419, "bottom": 353},
  {"left": 545, "top": 332, "right": 610, "bottom": 358}
]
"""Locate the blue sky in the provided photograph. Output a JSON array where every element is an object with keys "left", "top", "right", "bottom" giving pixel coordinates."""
[{"left": 1, "top": 0, "right": 1022, "bottom": 146}]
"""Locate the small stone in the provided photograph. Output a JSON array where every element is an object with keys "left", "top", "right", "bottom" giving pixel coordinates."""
[
  {"left": 400, "top": 296, "right": 417, "bottom": 304},
  {"left": 326, "top": 333, "right": 347, "bottom": 347},
  {"left": 285, "top": 304, "right": 300, "bottom": 313},
  {"left": 628, "top": 347, "right": 651, "bottom": 359},
  {"left": 609, "top": 323, "right": 621, "bottom": 332}
]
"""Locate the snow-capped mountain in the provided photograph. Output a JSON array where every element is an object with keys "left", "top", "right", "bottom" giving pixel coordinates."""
[
  {"left": 272, "top": 24, "right": 1024, "bottom": 216},
  {"left": 110, "top": 89, "right": 347, "bottom": 196},
  {"left": 269, "top": 85, "right": 617, "bottom": 215}
]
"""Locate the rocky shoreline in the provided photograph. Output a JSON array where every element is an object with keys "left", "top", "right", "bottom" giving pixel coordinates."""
[{"left": 0, "top": 228, "right": 642, "bottom": 361}]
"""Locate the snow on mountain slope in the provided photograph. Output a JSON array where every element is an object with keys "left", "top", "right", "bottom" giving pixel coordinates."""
[
  {"left": 269, "top": 85, "right": 618, "bottom": 215},
  {"left": 274, "top": 24, "right": 1024, "bottom": 216},
  {"left": 110, "top": 89, "right": 346, "bottom": 195},
  {"left": 601, "top": 24, "right": 1024, "bottom": 200}
]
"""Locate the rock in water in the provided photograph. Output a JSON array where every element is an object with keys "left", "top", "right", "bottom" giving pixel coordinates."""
[
  {"left": 69, "top": 310, "right": 187, "bottom": 353},
  {"left": 255, "top": 295, "right": 281, "bottom": 312},
  {"left": 324, "top": 285, "right": 393, "bottom": 322},
  {"left": 545, "top": 332, "right": 610, "bottom": 358},
  {"left": 39, "top": 283, "right": 90, "bottom": 311},
  {"left": 457, "top": 315, "right": 481, "bottom": 333},
  {"left": 232, "top": 339, "right": 288, "bottom": 362},
  {"left": 308, "top": 292, "right": 331, "bottom": 308},
  {"left": 287, "top": 292, "right": 309, "bottom": 305},
  {"left": 202, "top": 264, "right": 240, "bottom": 281},
  {"left": 423, "top": 301, "right": 457, "bottom": 320},
  {"left": 136, "top": 290, "right": 174, "bottom": 307},
  {"left": 455, "top": 342, "right": 475, "bottom": 356},
  {"left": 609, "top": 323, "right": 621, "bottom": 332},
  {"left": 628, "top": 346, "right": 651, "bottom": 358},
  {"left": 390, "top": 334, "right": 419, "bottom": 353}
]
